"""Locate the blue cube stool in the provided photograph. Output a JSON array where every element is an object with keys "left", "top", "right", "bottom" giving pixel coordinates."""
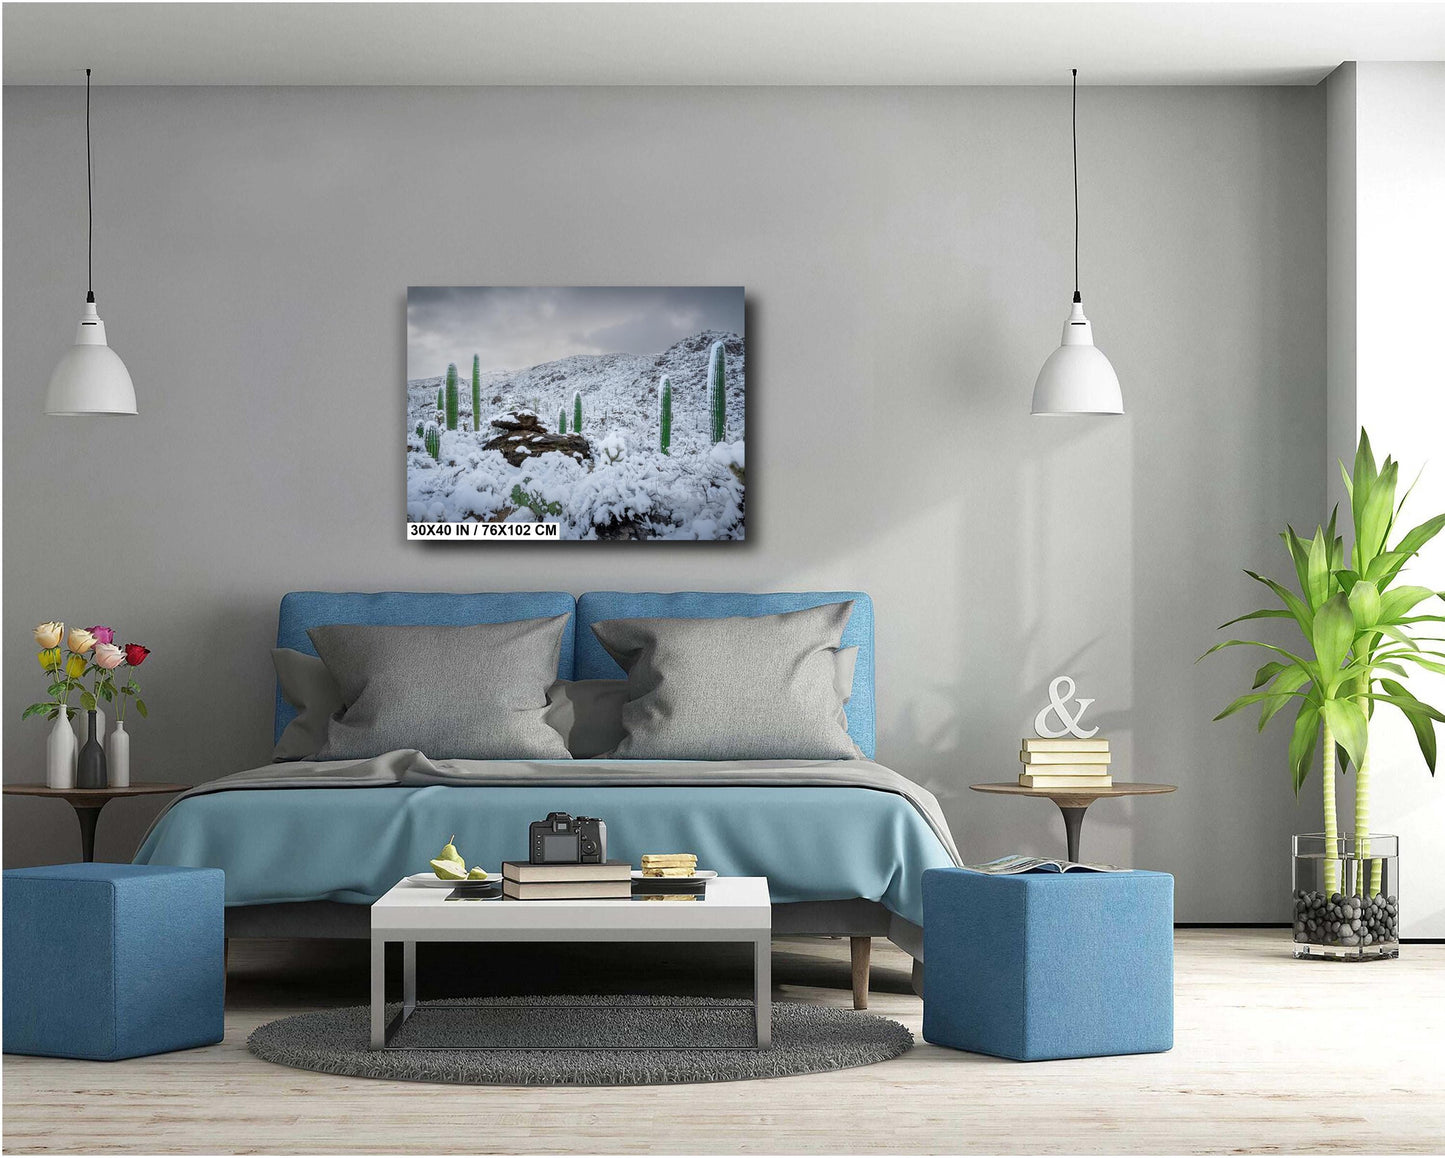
[
  {"left": 3, "top": 863, "right": 225, "bottom": 1060},
  {"left": 922, "top": 867, "right": 1173, "bottom": 1060}
]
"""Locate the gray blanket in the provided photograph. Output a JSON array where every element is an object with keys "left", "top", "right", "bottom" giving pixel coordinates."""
[{"left": 141, "top": 751, "right": 962, "bottom": 864}]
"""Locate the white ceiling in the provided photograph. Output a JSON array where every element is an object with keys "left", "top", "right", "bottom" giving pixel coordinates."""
[{"left": 5, "top": 1, "right": 1445, "bottom": 87}]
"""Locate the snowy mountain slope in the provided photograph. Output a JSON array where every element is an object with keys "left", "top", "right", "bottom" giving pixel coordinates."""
[{"left": 405, "top": 330, "right": 745, "bottom": 540}]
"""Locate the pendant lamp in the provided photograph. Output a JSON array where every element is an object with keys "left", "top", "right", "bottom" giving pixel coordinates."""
[
  {"left": 1031, "top": 69, "right": 1122, "bottom": 417},
  {"left": 45, "top": 69, "right": 137, "bottom": 416}
]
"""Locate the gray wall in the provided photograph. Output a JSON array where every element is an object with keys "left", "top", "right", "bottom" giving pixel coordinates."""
[{"left": 3, "top": 85, "right": 1325, "bottom": 920}]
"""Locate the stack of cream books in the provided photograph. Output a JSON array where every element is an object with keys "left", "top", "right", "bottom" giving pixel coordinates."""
[
  {"left": 640, "top": 853, "right": 698, "bottom": 878},
  {"left": 1019, "top": 737, "right": 1112, "bottom": 788}
]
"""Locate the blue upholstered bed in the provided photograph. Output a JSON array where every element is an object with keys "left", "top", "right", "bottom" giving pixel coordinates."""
[{"left": 135, "top": 591, "right": 959, "bottom": 986}]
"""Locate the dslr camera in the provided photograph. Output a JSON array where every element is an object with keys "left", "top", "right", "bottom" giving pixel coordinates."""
[{"left": 528, "top": 811, "right": 607, "bottom": 865}]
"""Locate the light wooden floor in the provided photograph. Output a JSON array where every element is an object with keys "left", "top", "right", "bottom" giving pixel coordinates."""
[{"left": 4, "top": 930, "right": 1444, "bottom": 1155}]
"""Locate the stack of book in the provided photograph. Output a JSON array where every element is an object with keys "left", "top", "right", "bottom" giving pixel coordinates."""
[
  {"left": 1018, "top": 737, "right": 1112, "bottom": 788},
  {"left": 501, "top": 860, "right": 631, "bottom": 900}
]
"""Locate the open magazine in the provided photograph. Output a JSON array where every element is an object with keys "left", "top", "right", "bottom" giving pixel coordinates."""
[{"left": 965, "top": 854, "right": 1124, "bottom": 874}]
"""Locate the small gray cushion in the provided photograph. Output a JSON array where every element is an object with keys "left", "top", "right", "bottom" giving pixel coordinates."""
[
  {"left": 272, "top": 649, "right": 345, "bottom": 762},
  {"left": 590, "top": 603, "right": 864, "bottom": 760},
  {"left": 308, "top": 617, "right": 572, "bottom": 760},
  {"left": 543, "top": 679, "right": 630, "bottom": 758}
]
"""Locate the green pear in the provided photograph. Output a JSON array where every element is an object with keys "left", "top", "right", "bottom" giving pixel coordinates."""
[
  {"left": 467, "top": 867, "right": 490, "bottom": 880},
  {"left": 430, "top": 834, "right": 466, "bottom": 879}
]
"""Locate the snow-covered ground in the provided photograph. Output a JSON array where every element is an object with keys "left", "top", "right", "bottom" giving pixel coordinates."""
[{"left": 405, "top": 330, "right": 745, "bottom": 540}]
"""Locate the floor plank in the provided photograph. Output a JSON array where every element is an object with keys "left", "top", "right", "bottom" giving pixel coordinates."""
[{"left": 4, "top": 930, "right": 1444, "bottom": 1154}]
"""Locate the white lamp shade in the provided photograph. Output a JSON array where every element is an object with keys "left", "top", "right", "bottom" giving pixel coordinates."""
[
  {"left": 1030, "top": 298, "right": 1123, "bottom": 416},
  {"left": 45, "top": 300, "right": 136, "bottom": 416}
]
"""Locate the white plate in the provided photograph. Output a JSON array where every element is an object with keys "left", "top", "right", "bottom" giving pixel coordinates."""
[
  {"left": 631, "top": 870, "right": 717, "bottom": 881},
  {"left": 404, "top": 871, "right": 501, "bottom": 887}
]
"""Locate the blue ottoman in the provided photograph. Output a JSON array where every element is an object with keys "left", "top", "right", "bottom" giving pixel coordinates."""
[
  {"left": 922, "top": 867, "right": 1173, "bottom": 1060},
  {"left": 3, "top": 863, "right": 224, "bottom": 1060}
]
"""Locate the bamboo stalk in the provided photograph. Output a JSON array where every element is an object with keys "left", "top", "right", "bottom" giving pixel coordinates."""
[
  {"left": 1353, "top": 704, "right": 1374, "bottom": 897},
  {"left": 1321, "top": 717, "right": 1340, "bottom": 896}
]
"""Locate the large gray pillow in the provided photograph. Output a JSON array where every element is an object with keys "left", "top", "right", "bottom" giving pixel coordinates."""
[
  {"left": 590, "top": 603, "right": 864, "bottom": 760},
  {"left": 308, "top": 617, "right": 572, "bottom": 760},
  {"left": 271, "top": 648, "right": 345, "bottom": 762},
  {"left": 542, "top": 679, "right": 630, "bottom": 759}
]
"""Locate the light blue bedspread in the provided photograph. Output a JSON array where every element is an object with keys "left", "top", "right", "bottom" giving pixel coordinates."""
[{"left": 135, "top": 781, "right": 956, "bottom": 925}]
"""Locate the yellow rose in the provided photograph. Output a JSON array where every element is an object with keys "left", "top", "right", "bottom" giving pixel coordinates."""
[
  {"left": 65, "top": 654, "right": 87, "bottom": 680},
  {"left": 67, "top": 628, "right": 96, "bottom": 654},
  {"left": 37, "top": 647, "right": 62, "bottom": 672},
  {"left": 33, "top": 622, "right": 63, "bottom": 648}
]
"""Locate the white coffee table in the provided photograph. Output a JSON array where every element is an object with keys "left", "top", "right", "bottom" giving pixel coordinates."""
[{"left": 370, "top": 875, "right": 773, "bottom": 1050}]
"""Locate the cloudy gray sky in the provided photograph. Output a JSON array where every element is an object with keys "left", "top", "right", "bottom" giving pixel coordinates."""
[{"left": 407, "top": 286, "right": 744, "bottom": 381}]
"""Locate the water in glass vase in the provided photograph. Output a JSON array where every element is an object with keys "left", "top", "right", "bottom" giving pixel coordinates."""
[{"left": 1292, "top": 833, "right": 1400, "bottom": 960}]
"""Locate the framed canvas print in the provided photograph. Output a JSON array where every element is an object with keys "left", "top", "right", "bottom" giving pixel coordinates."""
[{"left": 406, "top": 286, "right": 745, "bottom": 542}]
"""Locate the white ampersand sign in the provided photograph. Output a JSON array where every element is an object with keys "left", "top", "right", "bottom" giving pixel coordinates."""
[{"left": 1033, "top": 675, "right": 1100, "bottom": 739}]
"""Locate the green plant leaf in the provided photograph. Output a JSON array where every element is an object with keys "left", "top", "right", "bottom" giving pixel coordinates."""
[
  {"left": 1244, "top": 570, "right": 1313, "bottom": 633},
  {"left": 1306, "top": 530, "right": 1331, "bottom": 609},
  {"left": 79, "top": 691, "right": 96, "bottom": 712},
  {"left": 1379, "top": 678, "right": 1438, "bottom": 774},
  {"left": 21, "top": 702, "right": 53, "bottom": 720},
  {"left": 1213, "top": 688, "right": 1307, "bottom": 722},
  {"left": 1259, "top": 666, "right": 1312, "bottom": 729},
  {"left": 1311, "top": 594, "right": 1355, "bottom": 684},
  {"left": 135, "top": 700, "right": 148, "bottom": 719},
  {"left": 1251, "top": 660, "right": 1287, "bottom": 690},
  {"left": 1219, "top": 608, "right": 1293, "bottom": 631},
  {"left": 1379, "top": 585, "right": 1441, "bottom": 623},
  {"left": 1283, "top": 526, "right": 1313, "bottom": 603},
  {"left": 1320, "top": 698, "right": 1369, "bottom": 770},
  {"left": 1288, "top": 702, "right": 1320, "bottom": 795},
  {"left": 1348, "top": 579, "right": 1381, "bottom": 629},
  {"left": 1198, "top": 639, "right": 1317, "bottom": 679}
]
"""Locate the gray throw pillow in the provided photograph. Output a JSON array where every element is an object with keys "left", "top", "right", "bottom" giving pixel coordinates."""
[
  {"left": 308, "top": 617, "right": 572, "bottom": 760},
  {"left": 590, "top": 603, "right": 864, "bottom": 760},
  {"left": 543, "top": 679, "right": 630, "bottom": 759},
  {"left": 271, "top": 648, "right": 345, "bottom": 762}
]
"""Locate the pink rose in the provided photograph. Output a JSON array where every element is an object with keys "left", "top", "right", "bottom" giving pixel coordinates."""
[
  {"left": 87, "top": 626, "right": 116, "bottom": 645},
  {"left": 93, "top": 643, "right": 125, "bottom": 670}
]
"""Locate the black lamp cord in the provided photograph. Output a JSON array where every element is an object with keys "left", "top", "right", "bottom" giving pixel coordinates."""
[
  {"left": 1072, "top": 68, "right": 1080, "bottom": 305},
  {"left": 86, "top": 68, "right": 95, "bottom": 304}
]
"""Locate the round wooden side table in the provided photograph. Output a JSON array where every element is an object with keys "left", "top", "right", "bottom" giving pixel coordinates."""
[
  {"left": 969, "top": 782, "right": 1177, "bottom": 862},
  {"left": 3, "top": 783, "right": 189, "bottom": 862}
]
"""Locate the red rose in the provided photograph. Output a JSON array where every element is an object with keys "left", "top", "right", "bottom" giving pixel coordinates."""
[{"left": 123, "top": 643, "right": 150, "bottom": 667}]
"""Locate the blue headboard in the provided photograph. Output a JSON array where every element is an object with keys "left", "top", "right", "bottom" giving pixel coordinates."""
[
  {"left": 273, "top": 590, "right": 576, "bottom": 743},
  {"left": 575, "top": 591, "right": 876, "bottom": 759}
]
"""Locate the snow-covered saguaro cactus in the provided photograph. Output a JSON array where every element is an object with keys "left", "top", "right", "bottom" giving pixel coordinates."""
[
  {"left": 573, "top": 390, "right": 582, "bottom": 434},
  {"left": 707, "top": 340, "right": 726, "bottom": 444},
  {"left": 424, "top": 424, "right": 441, "bottom": 461},
  {"left": 437, "top": 387, "right": 444, "bottom": 414},
  {"left": 471, "top": 355, "right": 481, "bottom": 430},
  {"left": 558, "top": 407, "right": 567, "bottom": 434},
  {"left": 659, "top": 375, "right": 673, "bottom": 456},
  {"left": 445, "top": 364, "right": 459, "bottom": 431}
]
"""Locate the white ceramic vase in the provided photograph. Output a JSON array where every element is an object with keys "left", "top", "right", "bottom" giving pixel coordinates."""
[
  {"left": 107, "top": 719, "right": 131, "bottom": 788},
  {"left": 46, "top": 709, "right": 77, "bottom": 790}
]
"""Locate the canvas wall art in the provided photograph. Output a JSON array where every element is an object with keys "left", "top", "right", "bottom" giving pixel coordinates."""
[{"left": 405, "top": 286, "right": 745, "bottom": 541}]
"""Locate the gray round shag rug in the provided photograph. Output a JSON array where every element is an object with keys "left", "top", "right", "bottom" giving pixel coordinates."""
[{"left": 248, "top": 995, "right": 913, "bottom": 1086}]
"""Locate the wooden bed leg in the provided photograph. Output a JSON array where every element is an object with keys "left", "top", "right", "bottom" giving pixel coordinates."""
[
  {"left": 850, "top": 936, "right": 871, "bottom": 1010},
  {"left": 911, "top": 958, "right": 924, "bottom": 999}
]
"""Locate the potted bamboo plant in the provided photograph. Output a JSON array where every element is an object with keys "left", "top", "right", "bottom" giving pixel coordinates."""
[{"left": 1205, "top": 430, "right": 1445, "bottom": 959}]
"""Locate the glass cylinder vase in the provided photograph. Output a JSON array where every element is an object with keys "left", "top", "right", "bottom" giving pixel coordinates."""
[{"left": 1292, "top": 833, "right": 1400, "bottom": 961}]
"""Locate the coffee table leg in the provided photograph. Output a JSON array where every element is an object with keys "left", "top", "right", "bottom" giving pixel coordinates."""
[
  {"left": 754, "top": 936, "right": 772, "bottom": 1048},
  {"left": 1058, "top": 804, "right": 1088, "bottom": 863},
  {"left": 370, "top": 937, "right": 386, "bottom": 1050},
  {"left": 403, "top": 940, "right": 416, "bottom": 1015},
  {"left": 74, "top": 805, "right": 104, "bottom": 863}
]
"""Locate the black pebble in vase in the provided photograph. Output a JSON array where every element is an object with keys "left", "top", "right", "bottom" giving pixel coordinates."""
[{"left": 77, "top": 710, "right": 107, "bottom": 789}]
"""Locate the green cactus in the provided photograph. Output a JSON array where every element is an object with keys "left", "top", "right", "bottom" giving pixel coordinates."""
[
  {"left": 573, "top": 390, "right": 582, "bottom": 434},
  {"left": 424, "top": 424, "right": 441, "bottom": 461},
  {"left": 558, "top": 407, "right": 567, "bottom": 435},
  {"left": 437, "top": 386, "right": 444, "bottom": 413},
  {"left": 445, "top": 363, "right": 459, "bottom": 430},
  {"left": 415, "top": 421, "right": 424, "bottom": 439},
  {"left": 471, "top": 355, "right": 481, "bottom": 431},
  {"left": 659, "top": 375, "right": 672, "bottom": 456},
  {"left": 708, "top": 340, "right": 726, "bottom": 444}
]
